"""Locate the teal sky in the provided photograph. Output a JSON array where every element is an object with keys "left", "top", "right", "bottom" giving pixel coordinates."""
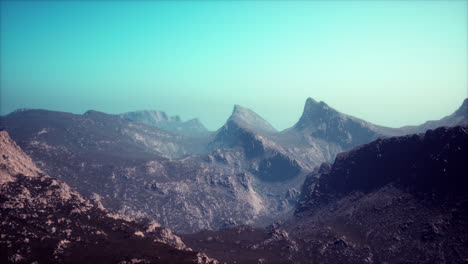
[{"left": 1, "top": 1, "right": 467, "bottom": 130}]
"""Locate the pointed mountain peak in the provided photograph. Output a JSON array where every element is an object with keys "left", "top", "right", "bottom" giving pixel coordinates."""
[
  {"left": 295, "top": 98, "right": 338, "bottom": 130},
  {"left": 232, "top": 104, "right": 251, "bottom": 115},
  {"left": 304, "top": 97, "right": 331, "bottom": 113},
  {"left": 228, "top": 104, "right": 277, "bottom": 134},
  {"left": 305, "top": 97, "right": 319, "bottom": 106}
]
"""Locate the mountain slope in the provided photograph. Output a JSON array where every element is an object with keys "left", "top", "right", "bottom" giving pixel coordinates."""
[
  {"left": 289, "top": 98, "right": 397, "bottom": 149},
  {"left": 0, "top": 110, "right": 296, "bottom": 233},
  {"left": 208, "top": 105, "right": 277, "bottom": 154},
  {"left": 0, "top": 130, "right": 217, "bottom": 264},
  {"left": 276, "top": 97, "right": 468, "bottom": 170},
  {"left": 1, "top": 98, "right": 466, "bottom": 234},
  {"left": 120, "top": 110, "right": 210, "bottom": 138},
  {"left": 292, "top": 125, "right": 468, "bottom": 263},
  {"left": 184, "top": 126, "right": 468, "bottom": 264},
  {"left": 208, "top": 105, "right": 301, "bottom": 181},
  {"left": 0, "top": 109, "right": 206, "bottom": 159},
  {"left": 400, "top": 98, "right": 468, "bottom": 134},
  {"left": 227, "top": 105, "right": 277, "bottom": 134}
]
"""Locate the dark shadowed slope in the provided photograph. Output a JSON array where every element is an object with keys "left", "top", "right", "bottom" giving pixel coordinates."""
[
  {"left": 184, "top": 126, "right": 468, "bottom": 264},
  {"left": 297, "top": 125, "right": 468, "bottom": 213},
  {"left": 0, "top": 130, "right": 218, "bottom": 264},
  {"left": 292, "top": 125, "right": 468, "bottom": 263}
]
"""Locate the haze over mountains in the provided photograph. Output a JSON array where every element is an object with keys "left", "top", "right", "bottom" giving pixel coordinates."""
[
  {"left": 1, "top": 98, "right": 466, "bottom": 233},
  {"left": 120, "top": 110, "right": 210, "bottom": 138},
  {"left": 1, "top": 97, "right": 467, "bottom": 263}
]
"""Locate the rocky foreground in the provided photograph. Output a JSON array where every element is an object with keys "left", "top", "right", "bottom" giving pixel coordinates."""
[{"left": 0, "top": 130, "right": 217, "bottom": 264}]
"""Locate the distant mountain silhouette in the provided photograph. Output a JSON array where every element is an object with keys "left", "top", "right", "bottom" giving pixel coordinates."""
[{"left": 120, "top": 110, "right": 210, "bottom": 137}]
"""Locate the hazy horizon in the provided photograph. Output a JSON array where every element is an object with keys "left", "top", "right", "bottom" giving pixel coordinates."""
[{"left": 1, "top": 1, "right": 467, "bottom": 130}]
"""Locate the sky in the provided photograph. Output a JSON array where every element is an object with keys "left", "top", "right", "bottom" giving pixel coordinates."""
[{"left": 1, "top": 1, "right": 467, "bottom": 131}]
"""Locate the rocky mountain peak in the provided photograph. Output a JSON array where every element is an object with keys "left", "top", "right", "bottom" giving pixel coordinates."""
[
  {"left": 292, "top": 98, "right": 381, "bottom": 149},
  {"left": 207, "top": 104, "right": 277, "bottom": 156},
  {"left": 294, "top": 98, "right": 338, "bottom": 130},
  {"left": 228, "top": 104, "right": 277, "bottom": 134}
]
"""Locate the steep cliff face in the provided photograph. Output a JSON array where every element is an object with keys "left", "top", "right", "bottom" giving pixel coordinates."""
[{"left": 0, "top": 131, "right": 217, "bottom": 264}]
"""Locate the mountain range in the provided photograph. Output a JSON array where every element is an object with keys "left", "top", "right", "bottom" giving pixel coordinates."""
[
  {"left": 183, "top": 125, "right": 468, "bottom": 264},
  {"left": 0, "top": 98, "right": 466, "bottom": 234},
  {"left": 119, "top": 110, "right": 210, "bottom": 138},
  {"left": 1, "top": 97, "right": 467, "bottom": 263}
]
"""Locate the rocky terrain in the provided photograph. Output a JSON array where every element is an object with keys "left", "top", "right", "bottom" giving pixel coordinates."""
[
  {"left": 183, "top": 125, "right": 468, "bottom": 264},
  {"left": 0, "top": 98, "right": 466, "bottom": 233},
  {"left": 0, "top": 108, "right": 304, "bottom": 233},
  {"left": 0, "top": 130, "right": 218, "bottom": 264},
  {"left": 291, "top": 125, "right": 468, "bottom": 263}
]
